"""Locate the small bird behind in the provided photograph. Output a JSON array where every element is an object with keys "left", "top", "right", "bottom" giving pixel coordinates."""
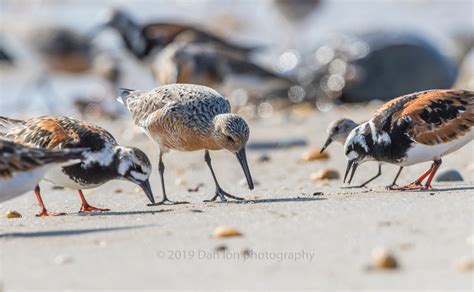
[
  {"left": 92, "top": 8, "right": 261, "bottom": 61},
  {"left": 321, "top": 118, "right": 404, "bottom": 188},
  {"left": 0, "top": 139, "right": 88, "bottom": 202},
  {"left": 152, "top": 42, "right": 294, "bottom": 103},
  {"left": 0, "top": 116, "right": 155, "bottom": 216},
  {"left": 118, "top": 84, "right": 254, "bottom": 204},
  {"left": 343, "top": 89, "right": 473, "bottom": 190}
]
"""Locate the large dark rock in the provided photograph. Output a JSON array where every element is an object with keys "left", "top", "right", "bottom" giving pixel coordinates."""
[{"left": 435, "top": 169, "right": 464, "bottom": 182}]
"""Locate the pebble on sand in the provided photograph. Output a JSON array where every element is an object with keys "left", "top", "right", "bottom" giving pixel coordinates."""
[
  {"left": 213, "top": 226, "right": 243, "bottom": 238},
  {"left": 455, "top": 257, "right": 474, "bottom": 272},
  {"left": 5, "top": 210, "right": 22, "bottom": 218},
  {"left": 371, "top": 248, "right": 399, "bottom": 270},
  {"left": 302, "top": 148, "right": 329, "bottom": 161},
  {"left": 435, "top": 169, "right": 464, "bottom": 182},
  {"left": 311, "top": 169, "right": 340, "bottom": 181}
]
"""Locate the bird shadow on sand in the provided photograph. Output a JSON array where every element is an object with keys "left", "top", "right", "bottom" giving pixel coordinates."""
[
  {"left": 212, "top": 196, "right": 327, "bottom": 205},
  {"left": 426, "top": 186, "right": 474, "bottom": 192},
  {"left": 0, "top": 224, "right": 155, "bottom": 239},
  {"left": 75, "top": 209, "right": 172, "bottom": 217}
]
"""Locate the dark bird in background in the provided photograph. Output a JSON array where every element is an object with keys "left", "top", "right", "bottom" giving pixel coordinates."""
[
  {"left": 91, "top": 8, "right": 263, "bottom": 61},
  {"left": 152, "top": 42, "right": 296, "bottom": 104}
]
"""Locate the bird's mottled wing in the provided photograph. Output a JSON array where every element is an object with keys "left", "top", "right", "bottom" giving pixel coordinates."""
[
  {"left": 398, "top": 90, "right": 474, "bottom": 145},
  {"left": 0, "top": 140, "right": 86, "bottom": 179},
  {"left": 0, "top": 116, "right": 117, "bottom": 150}
]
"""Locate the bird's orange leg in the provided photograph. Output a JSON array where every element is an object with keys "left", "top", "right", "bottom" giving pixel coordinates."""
[
  {"left": 422, "top": 160, "right": 442, "bottom": 190},
  {"left": 34, "top": 185, "right": 66, "bottom": 217},
  {"left": 390, "top": 164, "right": 434, "bottom": 191},
  {"left": 78, "top": 190, "right": 110, "bottom": 213}
]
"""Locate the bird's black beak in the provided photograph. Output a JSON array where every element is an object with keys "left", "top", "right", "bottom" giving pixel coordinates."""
[
  {"left": 343, "top": 159, "right": 359, "bottom": 184},
  {"left": 320, "top": 137, "right": 333, "bottom": 153},
  {"left": 236, "top": 148, "right": 254, "bottom": 190},
  {"left": 139, "top": 179, "right": 155, "bottom": 205}
]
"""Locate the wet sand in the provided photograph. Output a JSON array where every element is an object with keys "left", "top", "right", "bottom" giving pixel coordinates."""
[{"left": 0, "top": 105, "right": 473, "bottom": 290}]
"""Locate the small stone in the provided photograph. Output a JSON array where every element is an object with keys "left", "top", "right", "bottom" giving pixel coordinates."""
[
  {"left": 311, "top": 169, "right": 340, "bottom": 181},
  {"left": 312, "top": 192, "right": 324, "bottom": 196},
  {"left": 190, "top": 209, "right": 204, "bottom": 213},
  {"left": 455, "top": 257, "right": 474, "bottom": 272},
  {"left": 5, "top": 210, "right": 22, "bottom": 218},
  {"left": 214, "top": 244, "right": 228, "bottom": 252},
  {"left": 257, "top": 154, "right": 271, "bottom": 163},
  {"left": 371, "top": 248, "right": 399, "bottom": 270},
  {"left": 187, "top": 183, "right": 203, "bottom": 192},
  {"left": 302, "top": 148, "right": 329, "bottom": 161},
  {"left": 175, "top": 177, "right": 186, "bottom": 186},
  {"left": 436, "top": 169, "right": 463, "bottom": 182},
  {"left": 54, "top": 255, "right": 73, "bottom": 265},
  {"left": 213, "top": 226, "right": 243, "bottom": 238},
  {"left": 114, "top": 188, "right": 123, "bottom": 193}
]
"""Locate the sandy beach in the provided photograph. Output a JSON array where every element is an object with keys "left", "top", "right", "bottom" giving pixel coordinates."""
[{"left": 0, "top": 105, "right": 472, "bottom": 290}]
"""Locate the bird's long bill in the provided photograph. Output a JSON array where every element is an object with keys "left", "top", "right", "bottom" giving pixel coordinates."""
[
  {"left": 343, "top": 160, "right": 359, "bottom": 184},
  {"left": 236, "top": 148, "right": 254, "bottom": 190},
  {"left": 139, "top": 179, "right": 155, "bottom": 205},
  {"left": 320, "top": 137, "right": 333, "bottom": 153}
]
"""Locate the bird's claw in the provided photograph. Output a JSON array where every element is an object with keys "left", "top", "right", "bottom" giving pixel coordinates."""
[
  {"left": 204, "top": 188, "right": 244, "bottom": 202},
  {"left": 147, "top": 199, "right": 188, "bottom": 206},
  {"left": 36, "top": 210, "right": 66, "bottom": 217},
  {"left": 79, "top": 205, "right": 110, "bottom": 213}
]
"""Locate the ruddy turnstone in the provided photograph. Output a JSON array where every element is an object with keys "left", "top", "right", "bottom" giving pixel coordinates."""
[
  {"left": 321, "top": 118, "right": 404, "bottom": 188},
  {"left": 118, "top": 84, "right": 254, "bottom": 204},
  {"left": 0, "top": 116, "right": 154, "bottom": 216},
  {"left": 152, "top": 42, "right": 294, "bottom": 101},
  {"left": 343, "top": 89, "right": 473, "bottom": 190},
  {"left": 0, "top": 139, "right": 88, "bottom": 202},
  {"left": 92, "top": 9, "right": 261, "bottom": 61}
]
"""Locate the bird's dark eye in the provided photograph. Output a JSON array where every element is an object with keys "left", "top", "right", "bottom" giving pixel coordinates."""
[
  {"left": 226, "top": 136, "right": 234, "bottom": 143},
  {"left": 334, "top": 126, "right": 339, "bottom": 131}
]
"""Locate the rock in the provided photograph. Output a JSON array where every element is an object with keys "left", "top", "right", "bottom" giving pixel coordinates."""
[
  {"left": 302, "top": 148, "right": 329, "bottom": 161},
  {"left": 371, "top": 248, "right": 399, "bottom": 270},
  {"left": 436, "top": 169, "right": 464, "bottom": 182},
  {"left": 257, "top": 153, "right": 271, "bottom": 163},
  {"left": 311, "top": 169, "right": 340, "bottom": 180},
  {"left": 213, "top": 226, "right": 243, "bottom": 238},
  {"left": 5, "top": 210, "right": 22, "bottom": 218}
]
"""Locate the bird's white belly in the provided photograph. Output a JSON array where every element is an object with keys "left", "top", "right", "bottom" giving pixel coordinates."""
[
  {"left": 42, "top": 166, "right": 100, "bottom": 190},
  {"left": 0, "top": 167, "right": 47, "bottom": 201},
  {"left": 400, "top": 129, "right": 473, "bottom": 166}
]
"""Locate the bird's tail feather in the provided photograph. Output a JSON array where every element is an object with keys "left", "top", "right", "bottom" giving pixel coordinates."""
[{"left": 0, "top": 116, "right": 24, "bottom": 137}]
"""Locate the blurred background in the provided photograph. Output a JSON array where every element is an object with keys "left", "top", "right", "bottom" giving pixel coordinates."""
[{"left": 0, "top": 0, "right": 472, "bottom": 120}]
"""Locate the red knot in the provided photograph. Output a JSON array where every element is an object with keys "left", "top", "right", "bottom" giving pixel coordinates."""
[{"left": 119, "top": 83, "right": 254, "bottom": 204}]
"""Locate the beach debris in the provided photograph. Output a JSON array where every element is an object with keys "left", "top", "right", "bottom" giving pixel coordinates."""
[
  {"left": 175, "top": 177, "right": 186, "bottom": 186},
  {"left": 213, "top": 226, "right": 243, "bottom": 238},
  {"left": 435, "top": 169, "right": 464, "bottom": 182},
  {"left": 54, "top": 255, "right": 74, "bottom": 265},
  {"left": 190, "top": 209, "right": 204, "bottom": 213},
  {"left": 302, "top": 148, "right": 329, "bottom": 161},
  {"left": 370, "top": 248, "right": 399, "bottom": 270},
  {"left": 311, "top": 169, "right": 340, "bottom": 181},
  {"left": 187, "top": 183, "right": 204, "bottom": 192},
  {"left": 257, "top": 153, "right": 271, "bottom": 163},
  {"left": 214, "top": 244, "right": 228, "bottom": 252},
  {"left": 455, "top": 257, "right": 474, "bottom": 272},
  {"left": 114, "top": 188, "right": 123, "bottom": 193},
  {"left": 247, "top": 138, "right": 307, "bottom": 151},
  {"left": 5, "top": 210, "right": 22, "bottom": 218},
  {"left": 312, "top": 192, "right": 324, "bottom": 196}
]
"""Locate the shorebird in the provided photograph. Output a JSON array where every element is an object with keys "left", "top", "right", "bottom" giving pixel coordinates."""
[
  {"left": 118, "top": 84, "right": 254, "bottom": 204},
  {"left": 0, "top": 116, "right": 154, "bottom": 216},
  {"left": 321, "top": 118, "right": 404, "bottom": 188},
  {"left": 1, "top": 140, "right": 88, "bottom": 202},
  {"left": 92, "top": 8, "right": 261, "bottom": 61},
  {"left": 152, "top": 42, "right": 294, "bottom": 102},
  {"left": 343, "top": 89, "right": 473, "bottom": 190}
]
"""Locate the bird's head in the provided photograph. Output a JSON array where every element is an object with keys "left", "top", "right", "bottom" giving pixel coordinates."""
[
  {"left": 212, "top": 113, "right": 253, "bottom": 190},
  {"left": 114, "top": 146, "right": 154, "bottom": 204},
  {"left": 343, "top": 125, "right": 372, "bottom": 184},
  {"left": 321, "top": 118, "right": 358, "bottom": 153}
]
